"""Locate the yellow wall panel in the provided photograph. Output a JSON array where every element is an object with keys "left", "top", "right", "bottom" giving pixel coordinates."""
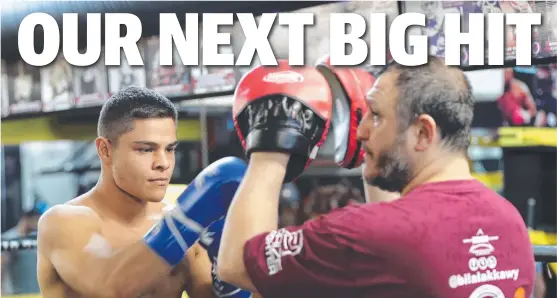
[{"left": 1, "top": 117, "right": 201, "bottom": 145}]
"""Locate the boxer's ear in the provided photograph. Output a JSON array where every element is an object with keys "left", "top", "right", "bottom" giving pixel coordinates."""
[
  {"left": 95, "top": 137, "right": 112, "bottom": 163},
  {"left": 414, "top": 114, "right": 437, "bottom": 151}
]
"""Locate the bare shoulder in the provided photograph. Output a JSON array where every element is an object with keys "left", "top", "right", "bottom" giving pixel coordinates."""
[
  {"left": 39, "top": 203, "right": 101, "bottom": 230},
  {"left": 38, "top": 203, "right": 102, "bottom": 253}
]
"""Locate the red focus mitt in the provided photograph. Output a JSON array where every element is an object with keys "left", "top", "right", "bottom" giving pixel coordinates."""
[
  {"left": 233, "top": 60, "right": 333, "bottom": 182},
  {"left": 315, "top": 55, "right": 375, "bottom": 169}
]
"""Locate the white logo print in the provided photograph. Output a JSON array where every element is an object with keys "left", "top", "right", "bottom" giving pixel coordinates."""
[
  {"left": 194, "top": 164, "right": 220, "bottom": 190},
  {"left": 199, "top": 228, "right": 215, "bottom": 246},
  {"left": 468, "top": 284, "right": 505, "bottom": 298},
  {"left": 263, "top": 71, "right": 304, "bottom": 84},
  {"left": 463, "top": 229, "right": 499, "bottom": 257},
  {"left": 264, "top": 229, "right": 304, "bottom": 275},
  {"left": 469, "top": 256, "right": 498, "bottom": 272},
  {"left": 448, "top": 229, "right": 520, "bottom": 290}
]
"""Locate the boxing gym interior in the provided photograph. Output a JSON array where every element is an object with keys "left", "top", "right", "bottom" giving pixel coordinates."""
[{"left": 1, "top": 1, "right": 556, "bottom": 297}]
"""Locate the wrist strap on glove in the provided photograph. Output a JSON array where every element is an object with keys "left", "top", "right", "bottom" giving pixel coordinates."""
[{"left": 235, "top": 94, "right": 326, "bottom": 182}]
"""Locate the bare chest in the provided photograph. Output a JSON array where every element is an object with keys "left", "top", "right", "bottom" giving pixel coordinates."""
[{"left": 99, "top": 221, "right": 189, "bottom": 298}]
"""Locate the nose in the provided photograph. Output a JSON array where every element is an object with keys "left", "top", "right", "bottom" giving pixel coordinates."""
[
  {"left": 357, "top": 113, "right": 370, "bottom": 142},
  {"left": 153, "top": 149, "right": 171, "bottom": 171}
]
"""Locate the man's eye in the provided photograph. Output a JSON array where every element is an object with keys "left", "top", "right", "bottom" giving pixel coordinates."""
[
  {"left": 371, "top": 112, "right": 380, "bottom": 127},
  {"left": 137, "top": 148, "right": 153, "bottom": 153},
  {"left": 166, "top": 148, "right": 176, "bottom": 153}
]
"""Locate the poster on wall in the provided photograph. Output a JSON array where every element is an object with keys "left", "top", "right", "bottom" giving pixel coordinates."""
[
  {"left": 144, "top": 36, "right": 193, "bottom": 97},
  {"left": 497, "top": 64, "right": 557, "bottom": 127},
  {"left": 73, "top": 49, "right": 108, "bottom": 108},
  {"left": 108, "top": 42, "right": 146, "bottom": 94},
  {"left": 2, "top": 60, "right": 9, "bottom": 117},
  {"left": 192, "top": 23, "right": 236, "bottom": 95},
  {"left": 528, "top": 1, "right": 557, "bottom": 58},
  {"left": 491, "top": 0, "right": 557, "bottom": 59},
  {"left": 406, "top": 1, "right": 557, "bottom": 62},
  {"left": 41, "top": 55, "right": 75, "bottom": 112},
  {"left": 7, "top": 61, "right": 42, "bottom": 114},
  {"left": 403, "top": 1, "right": 470, "bottom": 65}
]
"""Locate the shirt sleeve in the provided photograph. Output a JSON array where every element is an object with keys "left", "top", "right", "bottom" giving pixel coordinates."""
[{"left": 243, "top": 212, "right": 354, "bottom": 297}]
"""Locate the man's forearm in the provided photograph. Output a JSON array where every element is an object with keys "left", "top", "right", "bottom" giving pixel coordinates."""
[{"left": 218, "top": 153, "right": 289, "bottom": 291}]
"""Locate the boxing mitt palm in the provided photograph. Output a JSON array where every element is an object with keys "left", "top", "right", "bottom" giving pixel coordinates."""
[{"left": 233, "top": 61, "right": 333, "bottom": 182}]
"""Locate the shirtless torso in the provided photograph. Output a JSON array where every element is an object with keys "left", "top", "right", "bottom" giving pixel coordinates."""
[{"left": 37, "top": 193, "right": 213, "bottom": 298}]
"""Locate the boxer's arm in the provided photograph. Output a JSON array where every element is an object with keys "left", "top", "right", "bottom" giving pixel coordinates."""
[
  {"left": 38, "top": 205, "right": 172, "bottom": 298},
  {"left": 218, "top": 152, "right": 289, "bottom": 292}
]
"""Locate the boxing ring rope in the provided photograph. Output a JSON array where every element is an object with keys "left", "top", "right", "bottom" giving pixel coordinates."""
[
  {"left": 1, "top": 235, "right": 38, "bottom": 252},
  {"left": 1, "top": 235, "right": 556, "bottom": 262}
]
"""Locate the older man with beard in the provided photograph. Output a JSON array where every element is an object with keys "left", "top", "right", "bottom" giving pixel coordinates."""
[{"left": 216, "top": 57, "right": 536, "bottom": 298}]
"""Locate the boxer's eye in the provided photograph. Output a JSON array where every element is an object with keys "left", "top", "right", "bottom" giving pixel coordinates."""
[
  {"left": 166, "top": 148, "right": 176, "bottom": 153},
  {"left": 137, "top": 148, "right": 153, "bottom": 153}
]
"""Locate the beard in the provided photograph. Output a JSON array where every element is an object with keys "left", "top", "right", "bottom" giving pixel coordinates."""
[{"left": 365, "top": 136, "right": 413, "bottom": 193}]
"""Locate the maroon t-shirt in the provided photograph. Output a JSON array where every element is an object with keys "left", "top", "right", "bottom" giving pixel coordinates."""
[{"left": 244, "top": 180, "right": 535, "bottom": 298}]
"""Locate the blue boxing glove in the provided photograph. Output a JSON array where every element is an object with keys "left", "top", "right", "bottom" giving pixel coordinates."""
[
  {"left": 199, "top": 217, "right": 252, "bottom": 298},
  {"left": 143, "top": 157, "right": 247, "bottom": 267}
]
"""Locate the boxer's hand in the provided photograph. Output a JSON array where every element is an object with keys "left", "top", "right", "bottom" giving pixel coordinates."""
[
  {"left": 199, "top": 218, "right": 252, "bottom": 298},
  {"left": 233, "top": 61, "right": 333, "bottom": 182},
  {"left": 144, "top": 157, "right": 247, "bottom": 267}
]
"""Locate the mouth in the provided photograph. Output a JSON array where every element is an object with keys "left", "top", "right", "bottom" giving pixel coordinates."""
[{"left": 149, "top": 178, "right": 169, "bottom": 185}]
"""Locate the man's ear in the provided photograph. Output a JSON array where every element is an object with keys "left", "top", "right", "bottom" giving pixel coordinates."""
[
  {"left": 413, "top": 114, "right": 437, "bottom": 151},
  {"left": 95, "top": 137, "right": 113, "bottom": 164}
]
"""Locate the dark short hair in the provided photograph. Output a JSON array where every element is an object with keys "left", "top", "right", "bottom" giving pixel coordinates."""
[
  {"left": 97, "top": 86, "right": 178, "bottom": 142},
  {"left": 379, "top": 57, "right": 474, "bottom": 152}
]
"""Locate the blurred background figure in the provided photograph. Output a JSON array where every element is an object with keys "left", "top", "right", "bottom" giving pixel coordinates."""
[
  {"left": 300, "top": 179, "right": 365, "bottom": 224},
  {"left": 498, "top": 68, "right": 538, "bottom": 126},
  {"left": 1, "top": 198, "right": 48, "bottom": 295}
]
